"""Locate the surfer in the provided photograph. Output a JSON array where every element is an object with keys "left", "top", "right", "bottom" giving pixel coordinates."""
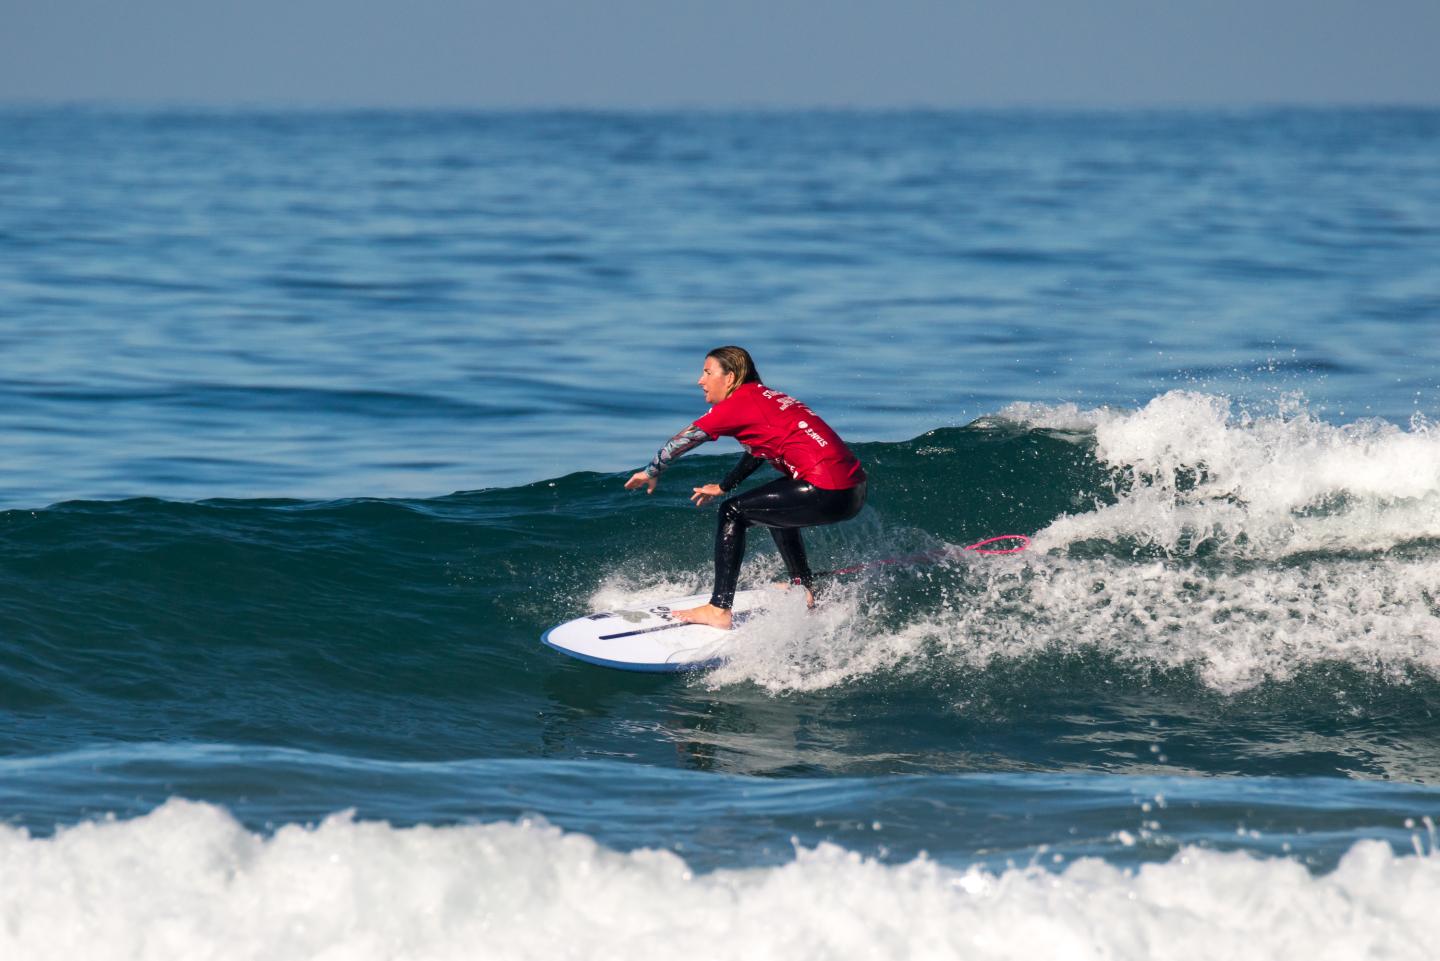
[{"left": 625, "top": 346, "right": 867, "bottom": 629}]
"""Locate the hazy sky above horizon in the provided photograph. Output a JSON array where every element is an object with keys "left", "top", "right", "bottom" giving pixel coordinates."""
[{"left": 3, "top": 0, "right": 1438, "bottom": 109}]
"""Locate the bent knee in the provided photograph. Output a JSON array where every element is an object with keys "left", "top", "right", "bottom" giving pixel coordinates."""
[{"left": 718, "top": 496, "right": 746, "bottom": 524}]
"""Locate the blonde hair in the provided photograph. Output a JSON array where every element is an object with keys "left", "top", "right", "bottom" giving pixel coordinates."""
[{"left": 706, "top": 346, "right": 762, "bottom": 398}]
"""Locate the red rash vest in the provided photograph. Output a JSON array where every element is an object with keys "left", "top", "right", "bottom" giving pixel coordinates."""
[{"left": 693, "top": 382, "right": 866, "bottom": 490}]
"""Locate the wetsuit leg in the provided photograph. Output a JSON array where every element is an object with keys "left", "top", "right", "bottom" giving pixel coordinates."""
[
  {"left": 710, "top": 478, "right": 866, "bottom": 609},
  {"left": 711, "top": 499, "right": 749, "bottom": 609},
  {"left": 768, "top": 527, "right": 812, "bottom": 589}
]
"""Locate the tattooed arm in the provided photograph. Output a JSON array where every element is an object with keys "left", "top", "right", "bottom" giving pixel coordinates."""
[
  {"left": 644, "top": 425, "right": 711, "bottom": 478},
  {"left": 624, "top": 424, "right": 712, "bottom": 494}
]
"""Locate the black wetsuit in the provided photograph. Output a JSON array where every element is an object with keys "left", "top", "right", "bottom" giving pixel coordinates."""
[{"left": 709, "top": 454, "right": 867, "bottom": 609}]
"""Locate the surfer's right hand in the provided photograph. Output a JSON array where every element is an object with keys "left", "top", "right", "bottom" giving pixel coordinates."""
[{"left": 625, "top": 471, "right": 658, "bottom": 494}]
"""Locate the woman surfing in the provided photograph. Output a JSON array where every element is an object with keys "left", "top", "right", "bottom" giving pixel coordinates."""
[{"left": 625, "top": 346, "right": 867, "bottom": 629}]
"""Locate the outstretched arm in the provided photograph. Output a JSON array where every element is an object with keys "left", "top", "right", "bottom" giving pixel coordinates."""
[{"left": 625, "top": 425, "right": 711, "bottom": 494}]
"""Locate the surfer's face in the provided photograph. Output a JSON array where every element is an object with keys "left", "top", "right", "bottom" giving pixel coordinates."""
[{"left": 698, "top": 357, "right": 736, "bottom": 404}]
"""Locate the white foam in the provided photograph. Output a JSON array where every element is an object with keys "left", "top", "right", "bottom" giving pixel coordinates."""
[
  {"left": 4, "top": 800, "right": 1439, "bottom": 961},
  {"left": 918, "top": 552, "right": 1440, "bottom": 693},
  {"left": 588, "top": 569, "right": 709, "bottom": 613},
  {"left": 1003, "top": 391, "right": 1440, "bottom": 558},
  {"left": 695, "top": 547, "right": 1440, "bottom": 694},
  {"left": 704, "top": 576, "right": 909, "bottom": 692}
]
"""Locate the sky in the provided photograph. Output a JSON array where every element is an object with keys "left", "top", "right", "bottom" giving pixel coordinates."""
[{"left": 2, "top": 0, "right": 1438, "bottom": 109}]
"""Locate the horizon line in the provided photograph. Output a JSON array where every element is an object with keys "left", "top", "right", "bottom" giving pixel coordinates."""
[{"left": 5, "top": 98, "right": 1440, "bottom": 114}]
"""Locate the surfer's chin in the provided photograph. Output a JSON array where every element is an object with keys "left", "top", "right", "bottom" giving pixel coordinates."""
[{"left": 672, "top": 604, "right": 733, "bottom": 630}]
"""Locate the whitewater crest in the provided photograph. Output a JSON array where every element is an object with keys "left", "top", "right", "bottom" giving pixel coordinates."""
[
  {"left": 3, "top": 799, "right": 1439, "bottom": 961},
  {"left": 999, "top": 391, "right": 1440, "bottom": 559}
]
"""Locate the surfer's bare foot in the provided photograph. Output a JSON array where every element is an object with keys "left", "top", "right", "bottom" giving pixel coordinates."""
[
  {"left": 770, "top": 581, "right": 817, "bottom": 608},
  {"left": 673, "top": 603, "right": 733, "bottom": 630}
]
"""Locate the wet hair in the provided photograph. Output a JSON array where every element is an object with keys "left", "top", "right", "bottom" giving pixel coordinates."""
[{"left": 706, "top": 346, "right": 762, "bottom": 397}]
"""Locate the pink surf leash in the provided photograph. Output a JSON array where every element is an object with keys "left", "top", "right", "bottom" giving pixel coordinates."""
[
  {"left": 963, "top": 534, "right": 1031, "bottom": 555},
  {"left": 817, "top": 533, "right": 1030, "bottom": 577}
]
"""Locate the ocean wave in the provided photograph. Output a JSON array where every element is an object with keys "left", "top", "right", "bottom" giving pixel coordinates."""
[
  {"left": 3, "top": 799, "right": 1438, "bottom": 961},
  {"left": 3, "top": 391, "right": 1437, "bottom": 731}
]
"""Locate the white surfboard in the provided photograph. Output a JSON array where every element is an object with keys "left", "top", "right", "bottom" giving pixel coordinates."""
[{"left": 541, "top": 589, "right": 769, "bottom": 672}]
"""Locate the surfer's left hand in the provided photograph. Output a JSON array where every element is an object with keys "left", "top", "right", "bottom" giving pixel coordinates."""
[{"left": 690, "top": 483, "right": 723, "bottom": 506}]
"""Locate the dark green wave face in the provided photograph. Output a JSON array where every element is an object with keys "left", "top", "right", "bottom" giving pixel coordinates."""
[{"left": 5, "top": 422, "right": 1437, "bottom": 787}]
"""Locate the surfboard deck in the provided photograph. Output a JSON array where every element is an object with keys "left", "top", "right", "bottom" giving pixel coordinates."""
[{"left": 541, "top": 589, "right": 769, "bottom": 672}]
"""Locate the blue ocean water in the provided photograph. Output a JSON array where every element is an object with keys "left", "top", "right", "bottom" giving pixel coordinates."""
[{"left": 2, "top": 107, "right": 1440, "bottom": 958}]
